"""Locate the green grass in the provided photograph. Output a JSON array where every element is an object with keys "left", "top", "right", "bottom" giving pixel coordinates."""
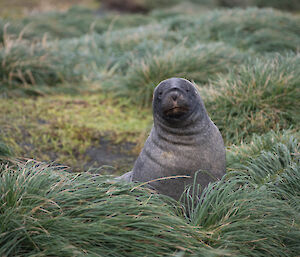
[
  {"left": 180, "top": 130, "right": 300, "bottom": 256},
  {"left": 0, "top": 160, "right": 223, "bottom": 256},
  {"left": 0, "top": 39, "right": 79, "bottom": 89},
  {"left": 0, "top": 23, "right": 177, "bottom": 94},
  {"left": 0, "top": 137, "right": 13, "bottom": 165},
  {"left": 226, "top": 130, "right": 300, "bottom": 168},
  {"left": 1, "top": 6, "right": 299, "bottom": 168},
  {"left": 167, "top": 8, "right": 300, "bottom": 53},
  {"left": 1, "top": 131, "right": 299, "bottom": 256},
  {"left": 115, "top": 43, "right": 245, "bottom": 107},
  {"left": 0, "top": 140, "right": 13, "bottom": 165},
  {"left": 0, "top": 6, "right": 155, "bottom": 41},
  {"left": 203, "top": 54, "right": 300, "bottom": 144},
  {"left": 1, "top": 4, "right": 300, "bottom": 255},
  {"left": 2, "top": 7, "right": 299, "bottom": 97}
]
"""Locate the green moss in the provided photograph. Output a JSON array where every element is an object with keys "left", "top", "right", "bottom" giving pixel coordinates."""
[{"left": 0, "top": 92, "right": 151, "bottom": 170}]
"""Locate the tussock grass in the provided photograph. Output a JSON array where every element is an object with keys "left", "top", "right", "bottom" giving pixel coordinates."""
[
  {"left": 227, "top": 130, "right": 300, "bottom": 168},
  {"left": 227, "top": 131, "right": 299, "bottom": 187},
  {"left": 1, "top": 132, "right": 299, "bottom": 256},
  {"left": 186, "top": 177, "right": 300, "bottom": 256},
  {"left": 1, "top": 7, "right": 300, "bottom": 255},
  {"left": 82, "top": 24, "right": 179, "bottom": 73},
  {"left": 116, "top": 43, "right": 245, "bottom": 107},
  {"left": 0, "top": 140, "right": 13, "bottom": 158},
  {"left": 0, "top": 19, "right": 22, "bottom": 45},
  {"left": 228, "top": 130, "right": 300, "bottom": 221},
  {"left": 0, "top": 6, "right": 155, "bottom": 41},
  {"left": 2, "top": 7, "right": 299, "bottom": 98},
  {"left": 0, "top": 39, "right": 80, "bottom": 89},
  {"left": 0, "top": 160, "right": 222, "bottom": 257},
  {"left": 167, "top": 8, "right": 300, "bottom": 53},
  {"left": 204, "top": 54, "right": 300, "bottom": 144},
  {"left": 181, "top": 131, "right": 300, "bottom": 256},
  {"left": 0, "top": 23, "right": 177, "bottom": 93}
]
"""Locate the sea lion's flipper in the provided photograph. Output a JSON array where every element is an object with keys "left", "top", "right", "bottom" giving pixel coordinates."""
[{"left": 115, "top": 171, "right": 133, "bottom": 182}]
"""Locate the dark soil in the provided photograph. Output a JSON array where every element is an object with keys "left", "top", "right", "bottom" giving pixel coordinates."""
[{"left": 84, "top": 138, "right": 138, "bottom": 175}]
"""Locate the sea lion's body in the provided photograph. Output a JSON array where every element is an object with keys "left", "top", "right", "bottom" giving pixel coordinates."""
[{"left": 119, "top": 78, "right": 226, "bottom": 201}]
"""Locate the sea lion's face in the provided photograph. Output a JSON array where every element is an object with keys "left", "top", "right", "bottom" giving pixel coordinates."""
[{"left": 153, "top": 78, "right": 199, "bottom": 123}]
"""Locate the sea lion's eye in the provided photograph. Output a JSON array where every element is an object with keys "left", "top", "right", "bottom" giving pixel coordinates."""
[{"left": 158, "top": 91, "right": 163, "bottom": 96}]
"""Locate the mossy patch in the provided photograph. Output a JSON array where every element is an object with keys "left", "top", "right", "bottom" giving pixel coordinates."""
[{"left": 0, "top": 92, "right": 152, "bottom": 172}]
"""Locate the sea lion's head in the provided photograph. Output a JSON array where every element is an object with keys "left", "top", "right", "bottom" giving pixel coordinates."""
[{"left": 153, "top": 78, "right": 203, "bottom": 125}]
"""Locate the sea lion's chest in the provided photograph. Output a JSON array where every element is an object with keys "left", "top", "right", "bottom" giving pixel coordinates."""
[{"left": 137, "top": 125, "right": 214, "bottom": 175}]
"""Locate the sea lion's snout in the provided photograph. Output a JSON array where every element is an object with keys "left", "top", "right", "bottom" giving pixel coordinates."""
[
  {"left": 153, "top": 78, "right": 200, "bottom": 122},
  {"left": 162, "top": 89, "right": 189, "bottom": 118},
  {"left": 170, "top": 90, "right": 179, "bottom": 101}
]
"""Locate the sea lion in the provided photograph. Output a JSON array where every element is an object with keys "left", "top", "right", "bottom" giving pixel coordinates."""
[{"left": 119, "top": 78, "right": 226, "bottom": 201}]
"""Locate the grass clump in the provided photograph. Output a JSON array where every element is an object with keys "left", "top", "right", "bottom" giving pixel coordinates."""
[
  {"left": 227, "top": 130, "right": 300, "bottom": 216},
  {"left": 0, "top": 141, "right": 12, "bottom": 157},
  {"left": 0, "top": 139, "right": 13, "bottom": 164},
  {"left": 0, "top": 6, "right": 155, "bottom": 41},
  {"left": 116, "top": 43, "right": 245, "bottom": 107},
  {"left": 1, "top": 132, "right": 299, "bottom": 256},
  {"left": 167, "top": 8, "right": 300, "bottom": 53},
  {"left": 204, "top": 54, "right": 300, "bottom": 144},
  {"left": 182, "top": 131, "right": 300, "bottom": 256},
  {"left": 226, "top": 130, "right": 300, "bottom": 168},
  {"left": 0, "top": 23, "right": 177, "bottom": 95},
  {"left": 186, "top": 177, "right": 300, "bottom": 256},
  {"left": 82, "top": 24, "right": 179, "bottom": 74},
  {"left": 0, "top": 39, "right": 81, "bottom": 91},
  {"left": 2, "top": 8, "right": 299, "bottom": 99},
  {"left": 0, "top": 160, "right": 222, "bottom": 257}
]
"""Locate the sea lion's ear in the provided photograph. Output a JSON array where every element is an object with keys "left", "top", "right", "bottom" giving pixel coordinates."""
[
  {"left": 153, "top": 82, "right": 161, "bottom": 97},
  {"left": 191, "top": 81, "right": 200, "bottom": 92}
]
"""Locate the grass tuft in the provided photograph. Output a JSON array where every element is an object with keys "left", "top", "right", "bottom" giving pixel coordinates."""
[
  {"left": 115, "top": 43, "right": 245, "bottom": 107},
  {"left": 1, "top": 132, "right": 299, "bottom": 256},
  {"left": 0, "top": 160, "right": 223, "bottom": 256},
  {"left": 0, "top": 39, "right": 80, "bottom": 89},
  {"left": 204, "top": 54, "right": 300, "bottom": 144},
  {"left": 181, "top": 132, "right": 300, "bottom": 256},
  {"left": 0, "top": 6, "right": 155, "bottom": 41},
  {"left": 167, "top": 8, "right": 300, "bottom": 53},
  {"left": 226, "top": 130, "right": 300, "bottom": 168}
]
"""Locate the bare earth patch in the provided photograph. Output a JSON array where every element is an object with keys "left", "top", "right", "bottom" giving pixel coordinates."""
[
  {"left": 0, "top": 93, "right": 151, "bottom": 174},
  {"left": 84, "top": 138, "right": 137, "bottom": 174}
]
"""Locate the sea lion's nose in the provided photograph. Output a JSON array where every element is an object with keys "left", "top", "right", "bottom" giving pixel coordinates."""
[{"left": 170, "top": 91, "right": 179, "bottom": 101}]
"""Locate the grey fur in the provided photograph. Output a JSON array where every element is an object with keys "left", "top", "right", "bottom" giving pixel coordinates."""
[
  {"left": 116, "top": 170, "right": 133, "bottom": 181},
  {"left": 119, "top": 78, "right": 226, "bottom": 201}
]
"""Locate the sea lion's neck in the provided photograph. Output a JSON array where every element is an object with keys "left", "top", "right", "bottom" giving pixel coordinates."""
[{"left": 153, "top": 109, "right": 210, "bottom": 144}]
